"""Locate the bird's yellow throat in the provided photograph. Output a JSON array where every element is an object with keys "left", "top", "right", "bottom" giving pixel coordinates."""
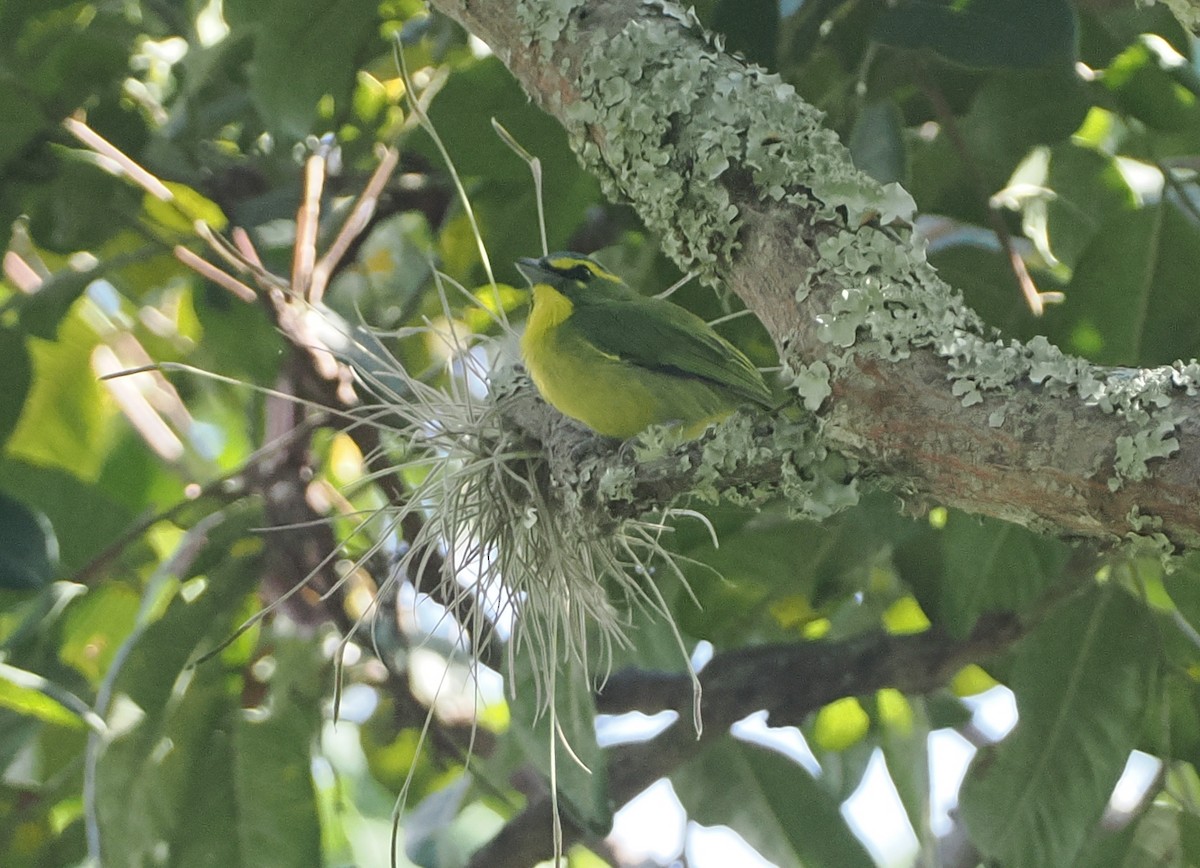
[{"left": 525, "top": 282, "right": 573, "bottom": 338}]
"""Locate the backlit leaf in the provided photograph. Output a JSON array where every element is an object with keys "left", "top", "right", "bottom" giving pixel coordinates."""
[
  {"left": 960, "top": 586, "right": 1156, "bottom": 868},
  {"left": 675, "top": 738, "right": 875, "bottom": 868}
]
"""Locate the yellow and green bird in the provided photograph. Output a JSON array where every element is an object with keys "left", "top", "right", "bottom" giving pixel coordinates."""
[{"left": 516, "top": 252, "right": 773, "bottom": 439}]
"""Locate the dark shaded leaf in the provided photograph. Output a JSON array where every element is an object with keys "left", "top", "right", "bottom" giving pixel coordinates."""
[
  {"left": 957, "top": 67, "right": 1091, "bottom": 184},
  {"left": 416, "top": 56, "right": 601, "bottom": 282},
  {"left": 0, "top": 461, "right": 132, "bottom": 573},
  {"left": 711, "top": 0, "right": 780, "bottom": 67},
  {"left": 12, "top": 260, "right": 97, "bottom": 340},
  {"left": 1051, "top": 200, "right": 1200, "bottom": 366},
  {"left": 232, "top": 0, "right": 382, "bottom": 141},
  {"left": 896, "top": 511, "right": 1069, "bottom": 637},
  {"left": 874, "top": 0, "right": 1077, "bottom": 70},
  {"left": 1103, "top": 37, "right": 1200, "bottom": 133},
  {"left": 0, "top": 82, "right": 47, "bottom": 169},
  {"left": 676, "top": 494, "right": 917, "bottom": 646},
  {"left": 0, "top": 4, "right": 132, "bottom": 170},
  {"left": 0, "top": 492, "right": 58, "bottom": 590},
  {"left": 674, "top": 737, "right": 875, "bottom": 868},
  {"left": 231, "top": 639, "right": 324, "bottom": 866},
  {"left": 93, "top": 511, "right": 318, "bottom": 867},
  {"left": 0, "top": 329, "right": 32, "bottom": 450},
  {"left": 960, "top": 586, "right": 1156, "bottom": 868}
]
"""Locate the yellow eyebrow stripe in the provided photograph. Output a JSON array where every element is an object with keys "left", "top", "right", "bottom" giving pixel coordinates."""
[{"left": 546, "top": 257, "right": 621, "bottom": 282}]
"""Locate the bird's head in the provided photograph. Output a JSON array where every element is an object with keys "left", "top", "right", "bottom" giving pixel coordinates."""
[{"left": 515, "top": 252, "right": 623, "bottom": 298}]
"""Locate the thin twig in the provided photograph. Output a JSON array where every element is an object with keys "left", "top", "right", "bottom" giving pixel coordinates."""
[
  {"left": 173, "top": 245, "right": 257, "bottom": 302},
  {"left": 62, "top": 115, "right": 173, "bottom": 201},
  {"left": 294, "top": 154, "right": 326, "bottom": 300},
  {"left": 311, "top": 145, "right": 402, "bottom": 301}
]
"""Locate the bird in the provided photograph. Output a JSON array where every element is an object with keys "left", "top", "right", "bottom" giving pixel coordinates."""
[{"left": 515, "top": 252, "right": 773, "bottom": 438}]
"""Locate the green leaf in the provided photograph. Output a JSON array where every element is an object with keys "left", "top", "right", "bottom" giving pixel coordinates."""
[
  {"left": 142, "top": 181, "right": 229, "bottom": 238},
  {"left": 58, "top": 583, "right": 140, "bottom": 684},
  {"left": 959, "top": 586, "right": 1156, "bottom": 868},
  {"left": 0, "top": 330, "right": 32, "bottom": 451},
  {"left": 676, "top": 514, "right": 841, "bottom": 644},
  {"left": 1102, "top": 36, "right": 1200, "bottom": 133},
  {"left": 25, "top": 152, "right": 138, "bottom": 255},
  {"left": 673, "top": 737, "right": 875, "bottom": 868},
  {"left": 1009, "top": 143, "right": 1138, "bottom": 271},
  {"left": 0, "top": 662, "right": 87, "bottom": 728},
  {"left": 677, "top": 494, "right": 916, "bottom": 645},
  {"left": 896, "top": 512, "right": 1069, "bottom": 637},
  {"left": 0, "top": 491, "right": 58, "bottom": 591},
  {"left": 709, "top": 0, "right": 780, "bottom": 68},
  {"left": 0, "top": 4, "right": 132, "bottom": 168},
  {"left": 0, "top": 80, "right": 46, "bottom": 169},
  {"left": 958, "top": 67, "right": 1091, "bottom": 185},
  {"left": 1079, "top": 768, "right": 1200, "bottom": 868},
  {"left": 93, "top": 515, "right": 295, "bottom": 867},
  {"left": 939, "top": 515, "right": 1070, "bottom": 637},
  {"left": 5, "top": 310, "right": 112, "bottom": 481},
  {"left": 1164, "top": 554, "right": 1200, "bottom": 635},
  {"left": 1072, "top": 799, "right": 1200, "bottom": 868},
  {"left": 1078, "top": 4, "right": 1191, "bottom": 69},
  {"left": 13, "top": 263, "right": 97, "bottom": 341},
  {"left": 507, "top": 639, "right": 611, "bottom": 834},
  {"left": 417, "top": 56, "right": 601, "bottom": 282},
  {"left": 874, "top": 0, "right": 1078, "bottom": 70},
  {"left": 1051, "top": 200, "right": 1200, "bottom": 366},
  {"left": 0, "top": 461, "right": 132, "bottom": 573},
  {"left": 232, "top": 639, "right": 324, "bottom": 867},
  {"left": 234, "top": 0, "right": 381, "bottom": 141},
  {"left": 327, "top": 212, "right": 434, "bottom": 329}
]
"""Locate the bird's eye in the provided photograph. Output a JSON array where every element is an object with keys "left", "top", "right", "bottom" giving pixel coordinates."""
[{"left": 545, "top": 256, "right": 605, "bottom": 283}]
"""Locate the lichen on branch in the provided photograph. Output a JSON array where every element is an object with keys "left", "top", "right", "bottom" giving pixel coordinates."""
[{"left": 431, "top": 0, "right": 1200, "bottom": 552}]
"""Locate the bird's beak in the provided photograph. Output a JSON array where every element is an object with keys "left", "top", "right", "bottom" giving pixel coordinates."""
[{"left": 515, "top": 257, "right": 549, "bottom": 285}]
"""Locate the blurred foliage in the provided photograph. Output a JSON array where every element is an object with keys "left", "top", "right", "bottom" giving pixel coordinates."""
[{"left": 1, "top": 1, "right": 1200, "bottom": 867}]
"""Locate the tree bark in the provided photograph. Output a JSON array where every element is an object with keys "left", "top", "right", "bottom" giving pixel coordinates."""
[{"left": 426, "top": 0, "right": 1200, "bottom": 552}]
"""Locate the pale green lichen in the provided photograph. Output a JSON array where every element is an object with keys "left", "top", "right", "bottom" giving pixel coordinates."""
[
  {"left": 563, "top": 4, "right": 865, "bottom": 279},
  {"left": 516, "top": 0, "right": 581, "bottom": 48},
  {"left": 786, "top": 360, "right": 833, "bottom": 411},
  {"left": 595, "top": 459, "right": 638, "bottom": 505},
  {"left": 685, "top": 413, "right": 857, "bottom": 516},
  {"left": 1124, "top": 505, "right": 1176, "bottom": 564},
  {"left": 531, "top": 0, "right": 1199, "bottom": 540}
]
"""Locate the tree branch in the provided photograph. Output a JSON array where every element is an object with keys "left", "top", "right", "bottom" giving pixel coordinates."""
[
  {"left": 468, "top": 614, "right": 1023, "bottom": 868},
  {"left": 427, "top": 0, "right": 1200, "bottom": 552}
]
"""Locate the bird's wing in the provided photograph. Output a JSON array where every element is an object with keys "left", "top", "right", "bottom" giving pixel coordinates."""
[{"left": 565, "top": 294, "right": 773, "bottom": 406}]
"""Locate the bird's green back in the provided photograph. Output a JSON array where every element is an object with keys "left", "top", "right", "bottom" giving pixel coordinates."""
[{"left": 562, "top": 288, "right": 773, "bottom": 407}]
